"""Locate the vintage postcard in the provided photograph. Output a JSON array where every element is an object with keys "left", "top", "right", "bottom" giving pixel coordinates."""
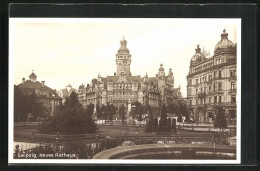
[{"left": 9, "top": 18, "right": 241, "bottom": 164}]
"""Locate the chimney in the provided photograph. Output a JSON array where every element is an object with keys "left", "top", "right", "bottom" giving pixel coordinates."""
[
  {"left": 41, "top": 81, "right": 45, "bottom": 86},
  {"left": 22, "top": 78, "right": 25, "bottom": 84}
]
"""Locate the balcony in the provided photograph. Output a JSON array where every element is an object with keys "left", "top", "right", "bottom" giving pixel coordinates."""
[
  {"left": 211, "top": 102, "right": 225, "bottom": 108},
  {"left": 197, "top": 92, "right": 206, "bottom": 98},
  {"left": 228, "top": 89, "right": 237, "bottom": 94},
  {"left": 211, "top": 90, "right": 224, "bottom": 94},
  {"left": 226, "top": 102, "right": 236, "bottom": 106},
  {"left": 228, "top": 75, "right": 236, "bottom": 81}
]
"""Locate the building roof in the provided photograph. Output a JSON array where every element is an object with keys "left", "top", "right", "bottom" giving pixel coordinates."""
[
  {"left": 107, "top": 76, "right": 119, "bottom": 82},
  {"left": 18, "top": 80, "right": 61, "bottom": 99},
  {"left": 118, "top": 37, "right": 129, "bottom": 53},
  {"left": 214, "top": 29, "right": 235, "bottom": 51},
  {"left": 29, "top": 72, "right": 37, "bottom": 78}
]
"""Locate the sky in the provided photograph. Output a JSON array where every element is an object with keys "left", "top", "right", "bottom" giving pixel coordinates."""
[{"left": 10, "top": 18, "right": 239, "bottom": 97}]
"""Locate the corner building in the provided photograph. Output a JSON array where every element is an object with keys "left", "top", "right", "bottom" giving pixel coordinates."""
[
  {"left": 78, "top": 37, "right": 182, "bottom": 115},
  {"left": 186, "top": 29, "right": 237, "bottom": 123}
]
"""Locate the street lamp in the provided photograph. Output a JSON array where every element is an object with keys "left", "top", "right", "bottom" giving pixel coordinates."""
[{"left": 56, "top": 132, "right": 59, "bottom": 144}]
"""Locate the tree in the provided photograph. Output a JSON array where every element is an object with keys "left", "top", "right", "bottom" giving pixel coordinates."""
[
  {"left": 153, "top": 117, "right": 158, "bottom": 132},
  {"left": 119, "top": 104, "right": 126, "bottom": 125},
  {"left": 138, "top": 113, "right": 143, "bottom": 122},
  {"left": 145, "top": 107, "right": 154, "bottom": 132},
  {"left": 131, "top": 101, "right": 143, "bottom": 119},
  {"left": 100, "top": 104, "right": 106, "bottom": 120},
  {"left": 104, "top": 103, "right": 116, "bottom": 121},
  {"left": 167, "top": 103, "right": 175, "bottom": 114},
  {"left": 214, "top": 106, "right": 227, "bottom": 129},
  {"left": 14, "top": 86, "right": 28, "bottom": 122},
  {"left": 172, "top": 118, "right": 177, "bottom": 134},
  {"left": 167, "top": 118, "right": 172, "bottom": 132},
  {"left": 177, "top": 114, "right": 183, "bottom": 122},
  {"left": 179, "top": 102, "right": 188, "bottom": 116},
  {"left": 159, "top": 104, "right": 169, "bottom": 132},
  {"left": 185, "top": 114, "right": 191, "bottom": 123},
  {"left": 39, "top": 92, "right": 97, "bottom": 134},
  {"left": 14, "top": 86, "right": 46, "bottom": 122}
]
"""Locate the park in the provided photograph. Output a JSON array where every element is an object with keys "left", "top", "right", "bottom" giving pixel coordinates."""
[{"left": 13, "top": 91, "right": 236, "bottom": 160}]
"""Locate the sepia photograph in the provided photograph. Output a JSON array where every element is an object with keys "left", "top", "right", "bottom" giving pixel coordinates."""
[{"left": 9, "top": 18, "right": 241, "bottom": 164}]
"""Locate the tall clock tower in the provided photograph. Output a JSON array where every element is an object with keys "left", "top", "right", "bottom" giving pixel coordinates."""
[{"left": 115, "top": 37, "right": 132, "bottom": 76}]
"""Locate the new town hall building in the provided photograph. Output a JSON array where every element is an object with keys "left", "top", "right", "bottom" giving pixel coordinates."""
[
  {"left": 78, "top": 37, "right": 182, "bottom": 115},
  {"left": 186, "top": 29, "right": 237, "bottom": 123}
]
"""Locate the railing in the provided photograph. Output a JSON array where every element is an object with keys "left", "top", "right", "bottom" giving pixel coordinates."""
[
  {"left": 176, "top": 125, "right": 236, "bottom": 135},
  {"left": 14, "top": 122, "right": 43, "bottom": 127},
  {"left": 228, "top": 89, "right": 236, "bottom": 94},
  {"left": 14, "top": 134, "right": 234, "bottom": 159}
]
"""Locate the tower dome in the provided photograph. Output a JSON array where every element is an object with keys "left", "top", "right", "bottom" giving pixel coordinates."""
[
  {"left": 214, "top": 29, "right": 235, "bottom": 52},
  {"left": 29, "top": 70, "right": 37, "bottom": 82},
  {"left": 118, "top": 36, "right": 129, "bottom": 53},
  {"left": 191, "top": 44, "right": 202, "bottom": 62}
]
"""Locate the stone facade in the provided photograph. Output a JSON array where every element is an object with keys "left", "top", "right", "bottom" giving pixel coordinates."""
[
  {"left": 78, "top": 38, "right": 183, "bottom": 115},
  {"left": 186, "top": 29, "right": 237, "bottom": 123}
]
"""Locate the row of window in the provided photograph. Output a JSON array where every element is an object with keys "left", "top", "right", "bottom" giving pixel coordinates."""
[
  {"left": 189, "top": 69, "right": 236, "bottom": 85},
  {"left": 194, "top": 61, "right": 213, "bottom": 73},
  {"left": 215, "top": 57, "right": 223, "bottom": 65},
  {"left": 117, "top": 55, "right": 130, "bottom": 59},
  {"left": 189, "top": 95, "right": 236, "bottom": 105},
  {"left": 190, "top": 82, "right": 235, "bottom": 95},
  {"left": 193, "top": 57, "right": 224, "bottom": 73}
]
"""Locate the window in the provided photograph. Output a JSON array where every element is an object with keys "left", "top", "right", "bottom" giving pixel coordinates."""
[
  {"left": 189, "top": 79, "right": 192, "bottom": 85},
  {"left": 196, "top": 99, "right": 198, "bottom": 105},
  {"left": 196, "top": 79, "right": 198, "bottom": 85},
  {"left": 214, "top": 71, "right": 217, "bottom": 79},
  {"left": 218, "top": 83, "right": 222, "bottom": 90},
  {"left": 208, "top": 74, "right": 212, "bottom": 81},
  {"left": 231, "top": 82, "right": 235, "bottom": 89},
  {"left": 230, "top": 70, "right": 234, "bottom": 77},
  {"left": 204, "top": 87, "right": 206, "bottom": 92},
  {"left": 214, "top": 96, "right": 217, "bottom": 103},
  {"left": 190, "top": 100, "right": 192, "bottom": 105},
  {"left": 200, "top": 78, "right": 201, "bottom": 83},
  {"left": 209, "top": 85, "right": 211, "bottom": 92},
  {"left": 219, "top": 96, "right": 222, "bottom": 103},
  {"left": 231, "top": 95, "right": 236, "bottom": 103},
  {"left": 196, "top": 89, "right": 198, "bottom": 95},
  {"left": 213, "top": 84, "right": 216, "bottom": 91},
  {"left": 218, "top": 71, "right": 222, "bottom": 78},
  {"left": 209, "top": 97, "right": 211, "bottom": 104},
  {"left": 230, "top": 70, "right": 236, "bottom": 77}
]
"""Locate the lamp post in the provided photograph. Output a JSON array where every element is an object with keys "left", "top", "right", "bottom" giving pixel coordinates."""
[
  {"left": 14, "top": 145, "right": 19, "bottom": 159},
  {"left": 96, "top": 130, "right": 99, "bottom": 143}
]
